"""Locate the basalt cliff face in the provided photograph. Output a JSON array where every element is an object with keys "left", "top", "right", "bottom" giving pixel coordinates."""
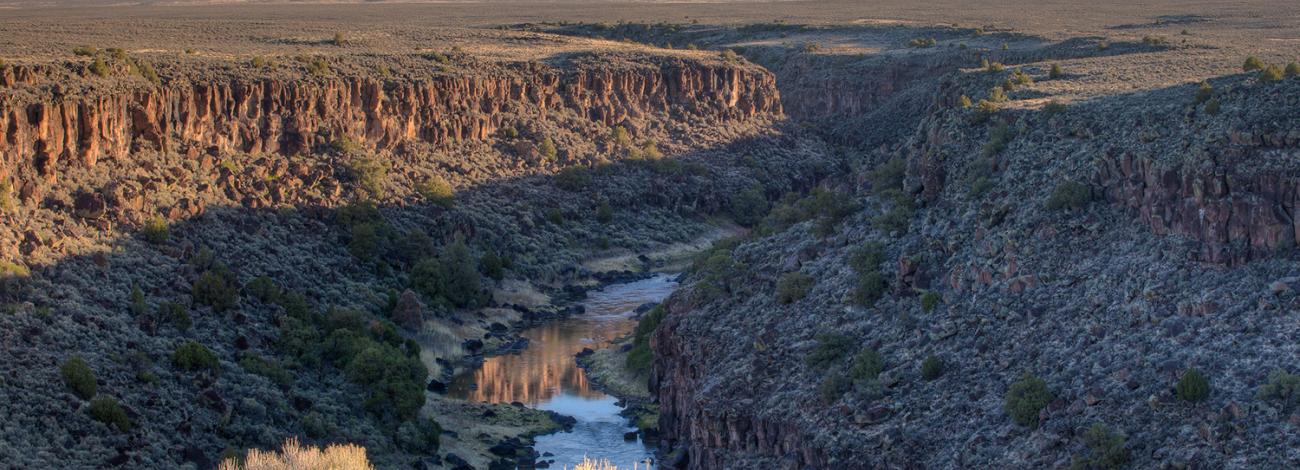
[{"left": 0, "top": 59, "right": 780, "bottom": 189}]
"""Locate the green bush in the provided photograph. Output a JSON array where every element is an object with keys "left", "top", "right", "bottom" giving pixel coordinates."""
[
  {"left": 239, "top": 353, "right": 292, "bottom": 389},
  {"left": 848, "top": 349, "right": 884, "bottom": 382},
  {"left": 1195, "top": 81, "right": 1214, "bottom": 103},
  {"left": 1010, "top": 69, "right": 1033, "bottom": 86},
  {"left": 173, "top": 341, "right": 220, "bottom": 373},
  {"left": 142, "top": 216, "right": 169, "bottom": 244},
  {"left": 983, "top": 59, "right": 1005, "bottom": 72},
  {"left": 1204, "top": 98, "right": 1221, "bottom": 115},
  {"left": 920, "top": 291, "right": 941, "bottom": 312},
  {"left": 129, "top": 285, "right": 148, "bottom": 317},
  {"left": 1260, "top": 64, "right": 1285, "bottom": 82},
  {"left": 555, "top": 166, "right": 592, "bottom": 192},
  {"left": 416, "top": 176, "right": 455, "bottom": 208},
  {"left": 921, "top": 355, "right": 944, "bottom": 380},
  {"left": 251, "top": 56, "right": 270, "bottom": 68},
  {"left": 1243, "top": 56, "right": 1265, "bottom": 72},
  {"left": 245, "top": 276, "right": 281, "bottom": 303},
  {"left": 345, "top": 155, "right": 388, "bottom": 198},
  {"left": 479, "top": 251, "right": 507, "bottom": 281},
  {"left": 90, "top": 57, "right": 109, "bottom": 78},
  {"left": 1049, "top": 64, "right": 1064, "bottom": 79},
  {"left": 595, "top": 201, "right": 614, "bottom": 224},
  {"left": 1069, "top": 423, "right": 1129, "bottom": 470},
  {"left": 60, "top": 357, "right": 97, "bottom": 400},
  {"left": 982, "top": 121, "right": 1015, "bottom": 157},
  {"left": 348, "top": 223, "right": 382, "bottom": 262},
  {"left": 1046, "top": 181, "right": 1091, "bottom": 211},
  {"left": 158, "top": 302, "right": 191, "bottom": 332},
  {"left": 908, "top": 37, "right": 937, "bottom": 48},
  {"left": 1005, "top": 372, "right": 1053, "bottom": 427},
  {"left": 626, "top": 305, "right": 668, "bottom": 376},
  {"left": 411, "top": 240, "right": 487, "bottom": 309},
  {"left": 344, "top": 344, "right": 427, "bottom": 422},
  {"left": 868, "top": 158, "right": 906, "bottom": 192},
  {"left": 730, "top": 185, "right": 769, "bottom": 227},
  {"left": 806, "top": 333, "right": 855, "bottom": 370},
  {"left": 1287, "top": 63, "right": 1300, "bottom": 78},
  {"left": 775, "top": 272, "right": 814, "bottom": 304},
  {"left": 73, "top": 45, "right": 97, "bottom": 56},
  {"left": 397, "top": 417, "right": 442, "bottom": 453},
  {"left": 1141, "top": 35, "right": 1168, "bottom": 46},
  {"left": 817, "top": 373, "right": 851, "bottom": 403},
  {"left": 1258, "top": 369, "right": 1300, "bottom": 409},
  {"left": 1042, "top": 100, "right": 1067, "bottom": 117},
  {"left": 851, "top": 271, "right": 888, "bottom": 306},
  {"left": 538, "top": 137, "right": 558, "bottom": 160},
  {"left": 959, "top": 94, "right": 973, "bottom": 108},
  {"left": 193, "top": 267, "right": 239, "bottom": 312},
  {"left": 1176, "top": 368, "right": 1210, "bottom": 403},
  {"left": 89, "top": 396, "right": 131, "bottom": 432},
  {"left": 848, "top": 243, "right": 885, "bottom": 274}
]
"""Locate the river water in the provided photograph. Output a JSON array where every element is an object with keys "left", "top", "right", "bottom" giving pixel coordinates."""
[{"left": 448, "top": 274, "right": 678, "bottom": 469}]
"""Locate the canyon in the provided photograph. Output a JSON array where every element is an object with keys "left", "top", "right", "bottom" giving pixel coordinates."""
[{"left": 3, "top": 2, "right": 1300, "bottom": 469}]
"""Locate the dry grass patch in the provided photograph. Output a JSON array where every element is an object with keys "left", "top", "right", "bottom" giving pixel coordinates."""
[{"left": 218, "top": 438, "right": 373, "bottom": 470}]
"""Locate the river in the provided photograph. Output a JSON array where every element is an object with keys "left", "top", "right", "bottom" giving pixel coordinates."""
[{"left": 447, "top": 274, "right": 678, "bottom": 469}]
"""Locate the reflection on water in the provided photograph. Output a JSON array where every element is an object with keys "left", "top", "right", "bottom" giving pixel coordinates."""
[{"left": 448, "top": 274, "right": 678, "bottom": 469}]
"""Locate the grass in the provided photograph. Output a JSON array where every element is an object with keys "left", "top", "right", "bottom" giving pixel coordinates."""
[{"left": 218, "top": 438, "right": 373, "bottom": 470}]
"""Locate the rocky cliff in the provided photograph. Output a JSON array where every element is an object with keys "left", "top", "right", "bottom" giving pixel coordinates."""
[{"left": 0, "top": 58, "right": 780, "bottom": 191}]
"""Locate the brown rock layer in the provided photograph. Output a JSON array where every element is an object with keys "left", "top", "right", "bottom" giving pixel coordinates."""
[
  {"left": 0, "top": 61, "right": 780, "bottom": 184},
  {"left": 1096, "top": 152, "right": 1298, "bottom": 265}
]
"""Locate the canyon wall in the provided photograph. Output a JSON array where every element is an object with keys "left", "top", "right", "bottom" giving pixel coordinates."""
[{"left": 0, "top": 60, "right": 781, "bottom": 188}]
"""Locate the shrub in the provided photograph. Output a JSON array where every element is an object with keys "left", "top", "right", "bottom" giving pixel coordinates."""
[
  {"left": 908, "top": 37, "right": 937, "bottom": 48},
  {"left": 1049, "top": 63, "right": 1064, "bottom": 79},
  {"left": 348, "top": 223, "right": 382, "bottom": 262},
  {"left": 345, "top": 155, "right": 388, "bottom": 198},
  {"left": 775, "top": 272, "right": 814, "bottom": 304},
  {"left": 89, "top": 396, "right": 131, "bottom": 432},
  {"left": 1204, "top": 98, "right": 1221, "bottom": 115},
  {"left": 158, "top": 302, "right": 191, "bottom": 332},
  {"left": 344, "top": 344, "right": 427, "bottom": 421},
  {"left": 595, "top": 201, "right": 614, "bottom": 224},
  {"left": 555, "top": 166, "right": 592, "bottom": 192},
  {"left": 959, "top": 94, "right": 973, "bottom": 108},
  {"left": 1043, "top": 100, "right": 1067, "bottom": 116},
  {"left": 720, "top": 49, "right": 739, "bottom": 62},
  {"left": 193, "top": 267, "right": 239, "bottom": 312},
  {"left": 868, "top": 158, "right": 907, "bottom": 192},
  {"left": 538, "top": 137, "right": 558, "bottom": 160},
  {"left": 90, "top": 57, "right": 109, "bottom": 77},
  {"left": 1176, "top": 368, "right": 1210, "bottom": 403},
  {"left": 1243, "top": 56, "right": 1265, "bottom": 72},
  {"left": 397, "top": 417, "right": 442, "bottom": 453},
  {"left": 141, "top": 216, "right": 169, "bottom": 244},
  {"left": 639, "top": 140, "right": 662, "bottom": 159},
  {"left": 251, "top": 56, "right": 269, "bottom": 68},
  {"left": 173, "top": 341, "right": 220, "bottom": 373},
  {"left": 920, "top": 291, "right": 941, "bottom": 312},
  {"left": 134, "top": 60, "right": 160, "bottom": 85},
  {"left": 129, "top": 285, "right": 148, "bottom": 317},
  {"left": 239, "top": 353, "right": 292, "bottom": 389},
  {"left": 1195, "top": 81, "right": 1213, "bottom": 103},
  {"left": 416, "top": 175, "right": 454, "bottom": 208},
  {"left": 1011, "top": 69, "right": 1033, "bottom": 86},
  {"left": 1287, "top": 62, "right": 1300, "bottom": 78},
  {"left": 411, "top": 240, "right": 487, "bottom": 309},
  {"left": 332, "top": 32, "right": 346, "bottom": 46},
  {"left": 921, "top": 355, "right": 944, "bottom": 380},
  {"left": 302, "top": 412, "right": 329, "bottom": 438},
  {"left": 970, "top": 177, "right": 994, "bottom": 198},
  {"left": 848, "top": 243, "right": 885, "bottom": 274},
  {"left": 852, "top": 271, "right": 888, "bottom": 307},
  {"left": 1046, "top": 181, "right": 1091, "bottom": 211},
  {"left": 307, "top": 57, "right": 330, "bottom": 76},
  {"left": 982, "top": 120, "right": 1015, "bottom": 157},
  {"left": 806, "top": 333, "right": 855, "bottom": 370},
  {"left": 73, "top": 46, "right": 97, "bottom": 56},
  {"left": 60, "top": 357, "right": 97, "bottom": 400},
  {"left": 1141, "top": 35, "right": 1168, "bottom": 46},
  {"left": 1070, "top": 423, "right": 1129, "bottom": 470},
  {"left": 1005, "top": 372, "right": 1053, "bottom": 427},
  {"left": 1258, "top": 369, "right": 1300, "bottom": 409},
  {"left": 626, "top": 305, "right": 668, "bottom": 375},
  {"left": 479, "top": 251, "right": 506, "bottom": 281},
  {"left": 245, "top": 276, "right": 281, "bottom": 303},
  {"left": 730, "top": 185, "right": 768, "bottom": 226},
  {"left": 0, "top": 179, "right": 13, "bottom": 214},
  {"left": 983, "top": 59, "right": 1005, "bottom": 72},
  {"left": 610, "top": 126, "right": 632, "bottom": 148},
  {"left": 849, "top": 349, "right": 884, "bottom": 382},
  {"left": 817, "top": 373, "right": 851, "bottom": 403},
  {"left": 1260, "top": 64, "right": 1285, "bottom": 82}
]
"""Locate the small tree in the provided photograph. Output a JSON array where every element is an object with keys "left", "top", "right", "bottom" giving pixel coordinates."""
[
  {"left": 1005, "top": 372, "right": 1053, "bottom": 427},
  {"left": 60, "top": 357, "right": 98, "bottom": 400},
  {"left": 1243, "top": 56, "right": 1265, "bottom": 72},
  {"left": 89, "top": 396, "right": 131, "bottom": 432},
  {"left": 1046, "top": 181, "right": 1091, "bottom": 211},
  {"left": 1049, "top": 64, "right": 1064, "bottom": 79},
  {"left": 775, "top": 272, "right": 814, "bottom": 304},
  {"left": 416, "top": 175, "right": 454, "bottom": 208},
  {"left": 921, "top": 355, "right": 944, "bottom": 380},
  {"left": 1176, "top": 368, "right": 1210, "bottom": 403},
  {"left": 1071, "top": 423, "right": 1129, "bottom": 469},
  {"left": 538, "top": 138, "right": 558, "bottom": 161},
  {"left": 142, "top": 216, "right": 169, "bottom": 244},
  {"left": 173, "top": 341, "right": 220, "bottom": 373}
]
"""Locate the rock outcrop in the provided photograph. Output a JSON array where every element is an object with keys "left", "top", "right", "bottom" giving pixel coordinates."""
[{"left": 0, "top": 59, "right": 780, "bottom": 186}]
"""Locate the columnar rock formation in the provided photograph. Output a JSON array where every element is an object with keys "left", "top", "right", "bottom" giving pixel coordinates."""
[{"left": 0, "top": 60, "right": 780, "bottom": 190}]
